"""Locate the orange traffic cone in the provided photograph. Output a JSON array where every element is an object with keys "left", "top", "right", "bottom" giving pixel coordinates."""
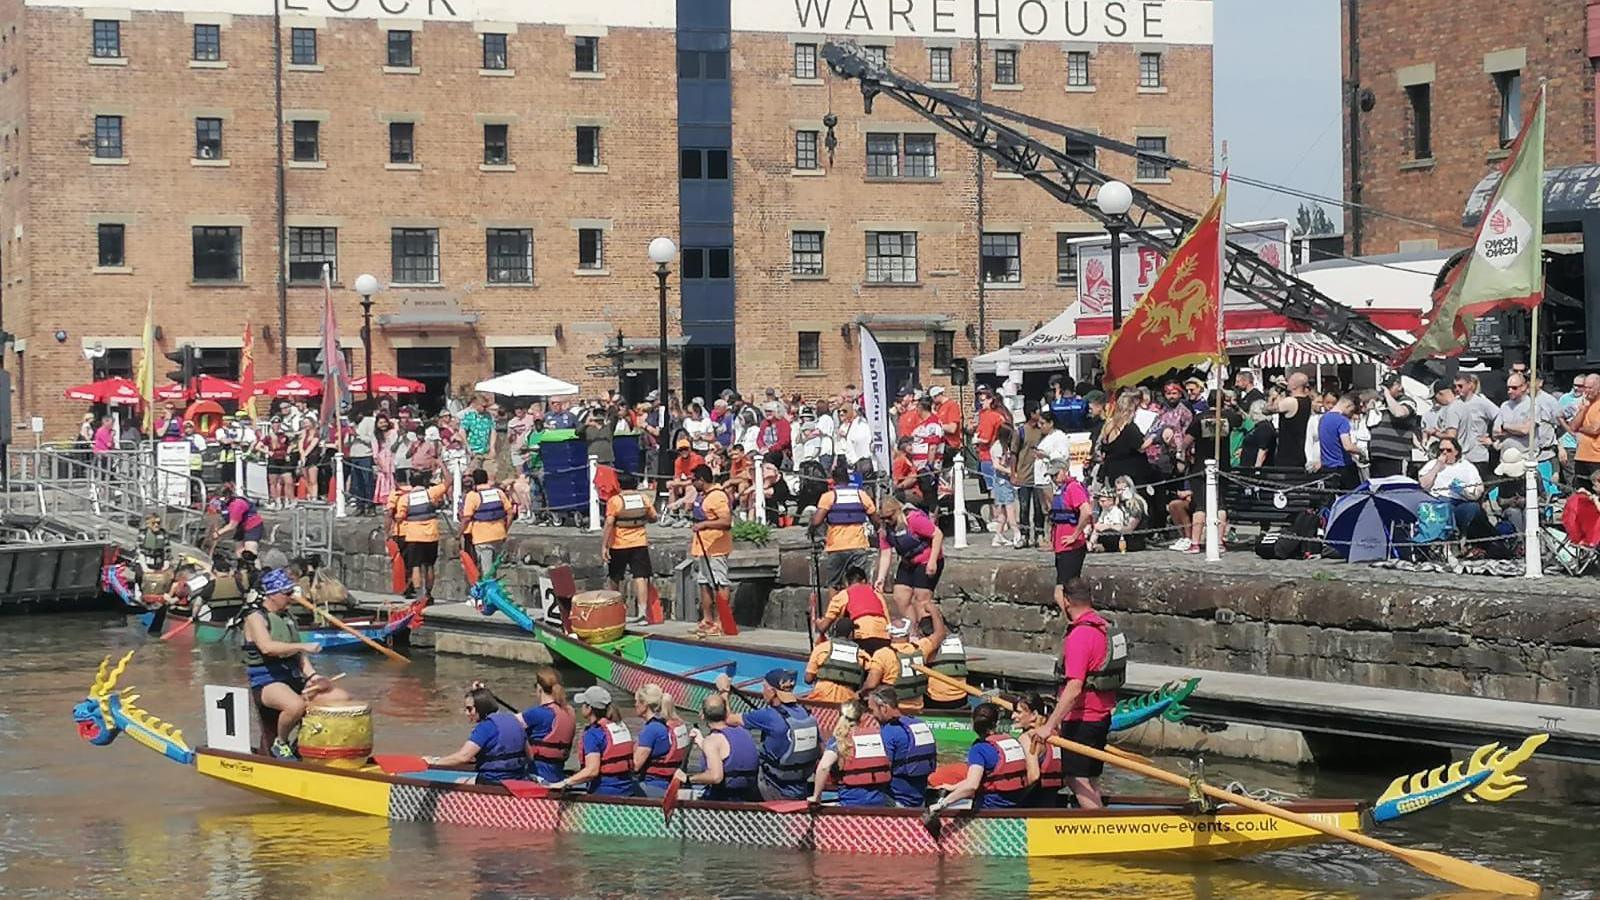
[{"left": 645, "top": 583, "right": 666, "bottom": 625}]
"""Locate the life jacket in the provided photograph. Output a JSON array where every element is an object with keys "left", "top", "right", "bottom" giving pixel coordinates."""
[
  {"left": 405, "top": 487, "right": 438, "bottom": 522},
  {"left": 883, "top": 715, "right": 937, "bottom": 778},
  {"left": 834, "top": 724, "right": 892, "bottom": 789},
  {"left": 641, "top": 716, "right": 690, "bottom": 780},
  {"left": 890, "top": 524, "right": 931, "bottom": 561},
  {"left": 825, "top": 487, "right": 869, "bottom": 525},
  {"left": 978, "top": 734, "right": 1031, "bottom": 795},
  {"left": 716, "top": 724, "right": 760, "bottom": 793},
  {"left": 583, "top": 719, "right": 635, "bottom": 777},
  {"left": 1050, "top": 480, "right": 1082, "bottom": 525},
  {"left": 1036, "top": 741, "right": 1065, "bottom": 791},
  {"left": 614, "top": 490, "right": 652, "bottom": 525},
  {"left": 241, "top": 608, "right": 301, "bottom": 683},
  {"left": 892, "top": 642, "right": 927, "bottom": 703},
  {"left": 1061, "top": 612, "right": 1129, "bottom": 693},
  {"left": 528, "top": 702, "right": 576, "bottom": 762},
  {"left": 843, "top": 583, "right": 886, "bottom": 623},
  {"left": 471, "top": 487, "right": 507, "bottom": 522},
  {"left": 930, "top": 633, "right": 968, "bottom": 678},
  {"left": 692, "top": 486, "right": 726, "bottom": 523},
  {"left": 475, "top": 712, "right": 531, "bottom": 782},
  {"left": 760, "top": 704, "right": 821, "bottom": 785},
  {"left": 227, "top": 495, "right": 259, "bottom": 525},
  {"left": 814, "top": 638, "right": 866, "bottom": 688},
  {"left": 1050, "top": 395, "right": 1088, "bottom": 431}
]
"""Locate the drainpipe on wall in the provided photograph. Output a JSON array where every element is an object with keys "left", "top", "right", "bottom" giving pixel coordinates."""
[
  {"left": 1589, "top": 0, "right": 1600, "bottom": 163},
  {"left": 1346, "top": 0, "right": 1363, "bottom": 256}
]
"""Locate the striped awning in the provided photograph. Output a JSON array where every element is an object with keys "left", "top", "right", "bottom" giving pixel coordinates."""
[{"left": 1248, "top": 336, "right": 1361, "bottom": 368}]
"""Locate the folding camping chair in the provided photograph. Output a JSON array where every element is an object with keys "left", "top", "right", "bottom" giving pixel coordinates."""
[
  {"left": 1548, "top": 493, "right": 1600, "bottom": 576},
  {"left": 1399, "top": 500, "right": 1457, "bottom": 564}
]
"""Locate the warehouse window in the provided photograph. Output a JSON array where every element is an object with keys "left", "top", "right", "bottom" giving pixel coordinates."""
[
  {"left": 290, "top": 28, "right": 316, "bottom": 66},
  {"left": 677, "top": 49, "right": 728, "bottom": 80},
  {"left": 1406, "top": 83, "right": 1432, "bottom": 160},
  {"left": 933, "top": 330, "right": 955, "bottom": 370},
  {"left": 904, "top": 134, "right": 937, "bottom": 178},
  {"left": 493, "top": 347, "right": 546, "bottom": 376},
  {"left": 97, "top": 224, "right": 125, "bottom": 267},
  {"left": 578, "top": 228, "right": 605, "bottom": 270},
  {"left": 486, "top": 228, "right": 533, "bottom": 284},
  {"left": 389, "top": 122, "right": 415, "bottom": 164},
  {"left": 288, "top": 227, "right": 337, "bottom": 283},
  {"left": 1138, "top": 52, "right": 1162, "bottom": 88},
  {"left": 680, "top": 148, "right": 729, "bottom": 180},
  {"left": 194, "top": 117, "right": 223, "bottom": 160},
  {"left": 574, "top": 35, "right": 599, "bottom": 73},
  {"left": 682, "top": 247, "right": 731, "bottom": 280},
  {"left": 1056, "top": 235, "right": 1078, "bottom": 285},
  {"left": 863, "top": 45, "right": 887, "bottom": 67},
  {"left": 576, "top": 126, "right": 600, "bottom": 167},
  {"left": 1135, "top": 136, "right": 1170, "bottom": 181},
  {"left": 1065, "top": 134, "right": 1097, "bottom": 167},
  {"left": 192, "top": 226, "right": 243, "bottom": 282},
  {"left": 794, "top": 130, "right": 819, "bottom": 170},
  {"left": 92, "top": 20, "right": 120, "bottom": 58},
  {"left": 387, "top": 30, "right": 413, "bottom": 67},
  {"left": 866, "top": 232, "right": 917, "bottom": 284},
  {"left": 866, "top": 133, "right": 899, "bottom": 178},
  {"left": 994, "top": 49, "right": 1018, "bottom": 85},
  {"left": 791, "top": 231, "right": 824, "bottom": 276},
  {"left": 998, "top": 329, "right": 1021, "bottom": 347},
  {"left": 483, "top": 33, "right": 507, "bottom": 70},
  {"left": 794, "top": 43, "right": 817, "bottom": 79},
  {"left": 94, "top": 115, "right": 123, "bottom": 158},
  {"left": 483, "top": 123, "right": 509, "bottom": 165},
  {"left": 1495, "top": 70, "right": 1522, "bottom": 148},
  {"left": 929, "top": 47, "right": 952, "bottom": 83},
  {"left": 1066, "top": 51, "right": 1091, "bottom": 87},
  {"left": 798, "top": 332, "right": 821, "bottom": 370},
  {"left": 980, "top": 233, "right": 1022, "bottom": 284},
  {"left": 192, "top": 24, "right": 220, "bottom": 62},
  {"left": 291, "top": 120, "right": 319, "bottom": 162},
  {"left": 391, "top": 228, "right": 439, "bottom": 284}
]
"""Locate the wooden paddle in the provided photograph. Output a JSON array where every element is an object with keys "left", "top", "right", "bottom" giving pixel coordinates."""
[
  {"left": 293, "top": 595, "right": 410, "bottom": 664},
  {"left": 1044, "top": 734, "right": 1539, "bottom": 896},
  {"left": 911, "top": 664, "right": 1154, "bottom": 766}
]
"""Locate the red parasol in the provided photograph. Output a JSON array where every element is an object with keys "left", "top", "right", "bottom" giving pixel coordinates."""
[
  {"left": 63, "top": 377, "right": 143, "bottom": 406},
  {"left": 350, "top": 372, "right": 425, "bottom": 395},
  {"left": 253, "top": 375, "right": 323, "bottom": 398},
  {"left": 155, "top": 375, "right": 243, "bottom": 402}
]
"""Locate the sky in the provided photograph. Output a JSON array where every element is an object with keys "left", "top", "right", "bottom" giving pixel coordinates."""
[{"left": 1213, "top": 0, "right": 1344, "bottom": 230}]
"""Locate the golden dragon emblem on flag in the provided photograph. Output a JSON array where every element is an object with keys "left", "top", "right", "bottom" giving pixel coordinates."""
[{"left": 1136, "top": 253, "right": 1211, "bottom": 346}]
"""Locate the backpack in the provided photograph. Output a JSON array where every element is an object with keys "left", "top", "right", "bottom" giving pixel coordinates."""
[{"left": 1273, "top": 509, "right": 1323, "bottom": 560}]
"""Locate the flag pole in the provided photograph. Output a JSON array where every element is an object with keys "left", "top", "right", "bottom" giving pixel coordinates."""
[
  {"left": 1524, "top": 81, "right": 1548, "bottom": 579},
  {"left": 1205, "top": 148, "right": 1228, "bottom": 563}
]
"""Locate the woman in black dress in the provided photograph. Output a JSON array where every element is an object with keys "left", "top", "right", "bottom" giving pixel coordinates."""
[{"left": 1096, "top": 392, "right": 1153, "bottom": 489}]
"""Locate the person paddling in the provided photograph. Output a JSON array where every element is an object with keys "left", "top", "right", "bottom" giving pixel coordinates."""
[
  {"left": 865, "top": 685, "right": 937, "bottom": 808},
  {"left": 712, "top": 669, "right": 820, "bottom": 801},
  {"left": 632, "top": 683, "right": 688, "bottom": 798},
  {"left": 803, "top": 620, "right": 874, "bottom": 703},
  {"left": 687, "top": 693, "right": 761, "bottom": 802},
  {"left": 929, "top": 702, "right": 1038, "bottom": 813},
  {"left": 518, "top": 667, "right": 576, "bottom": 785},
  {"left": 808, "top": 699, "right": 891, "bottom": 808},
  {"left": 241, "top": 568, "right": 351, "bottom": 760},
  {"left": 549, "top": 686, "right": 636, "bottom": 796},
  {"left": 425, "top": 687, "right": 530, "bottom": 785}
]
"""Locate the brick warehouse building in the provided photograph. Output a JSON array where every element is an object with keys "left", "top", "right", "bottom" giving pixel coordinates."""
[{"left": 0, "top": 0, "right": 1212, "bottom": 435}]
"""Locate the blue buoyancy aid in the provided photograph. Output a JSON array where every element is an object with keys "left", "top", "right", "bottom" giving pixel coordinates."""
[
  {"left": 890, "top": 524, "right": 931, "bottom": 561},
  {"left": 825, "top": 487, "right": 869, "bottom": 525},
  {"left": 692, "top": 487, "right": 725, "bottom": 523},
  {"left": 883, "top": 715, "right": 937, "bottom": 778},
  {"left": 1049, "top": 395, "right": 1088, "bottom": 431},
  {"left": 471, "top": 487, "right": 507, "bottom": 522},
  {"left": 1050, "top": 481, "right": 1081, "bottom": 525},
  {"left": 476, "top": 712, "right": 531, "bottom": 784},
  {"left": 761, "top": 704, "right": 821, "bottom": 786},
  {"left": 704, "top": 724, "right": 760, "bottom": 800},
  {"left": 406, "top": 487, "right": 439, "bottom": 521}
]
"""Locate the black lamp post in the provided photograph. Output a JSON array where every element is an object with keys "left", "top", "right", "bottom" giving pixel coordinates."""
[
  {"left": 354, "top": 273, "right": 380, "bottom": 397},
  {"left": 647, "top": 237, "right": 678, "bottom": 405},
  {"left": 1096, "top": 180, "right": 1134, "bottom": 329}
]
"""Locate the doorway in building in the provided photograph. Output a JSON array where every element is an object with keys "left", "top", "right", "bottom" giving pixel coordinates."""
[
  {"left": 621, "top": 368, "right": 659, "bottom": 406},
  {"left": 395, "top": 347, "right": 452, "bottom": 414},
  {"left": 881, "top": 342, "right": 921, "bottom": 396},
  {"left": 682, "top": 346, "right": 733, "bottom": 405}
]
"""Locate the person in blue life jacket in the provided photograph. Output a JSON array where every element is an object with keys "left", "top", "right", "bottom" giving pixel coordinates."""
[
  {"left": 549, "top": 686, "right": 637, "bottom": 797},
  {"left": 632, "top": 683, "right": 689, "bottom": 798},
  {"left": 865, "top": 685, "right": 937, "bottom": 808},
  {"left": 929, "top": 702, "right": 1039, "bottom": 812},
  {"left": 687, "top": 693, "right": 761, "bottom": 802},
  {"left": 713, "top": 668, "right": 821, "bottom": 801},
  {"left": 426, "top": 687, "right": 530, "bottom": 785},
  {"left": 241, "top": 567, "right": 351, "bottom": 760},
  {"left": 808, "top": 699, "right": 892, "bottom": 808},
  {"left": 1048, "top": 376, "right": 1089, "bottom": 433}
]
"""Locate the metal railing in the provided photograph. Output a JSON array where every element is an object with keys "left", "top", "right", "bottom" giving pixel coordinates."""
[{"left": 4, "top": 446, "right": 211, "bottom": 551}]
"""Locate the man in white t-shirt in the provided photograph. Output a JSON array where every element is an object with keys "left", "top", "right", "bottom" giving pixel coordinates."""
[
  {"left": 1033, "top": 415, "right": 1071, "bottom": 487},
  {"left": 837, "top": 404, "right": 874, "bottom": 469}
]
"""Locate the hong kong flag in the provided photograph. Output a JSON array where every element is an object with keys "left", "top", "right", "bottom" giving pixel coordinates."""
[{"left": 1101, "top": 174, "right": 1227, "bottom": 392}]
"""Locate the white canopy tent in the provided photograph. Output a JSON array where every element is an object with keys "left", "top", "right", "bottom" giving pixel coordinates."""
[{"left": 475, "top": 369, "right": 580, "bottom": 397}]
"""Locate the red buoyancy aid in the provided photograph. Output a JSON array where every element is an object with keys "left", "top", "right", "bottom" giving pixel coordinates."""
[
  {"left": 586, "top": 719, "right": 636, "bottom": 776},
  {"left": 529, "top": 702, "right": 576, "bottom": 762},
  {"left": 836, "top": 724, "right": 893, "bottom": 789},
  {"left": 979, "top": 734, "right": 1031, "bottom": 795},
  {"left": 1036, "top": 741, "right": 1065, "bottom": 791},
  {"left": 844, "top": 583, "right": 886, "bottom": 622},
  {"left": 642, "top": 717, "right": 690, "bottom": 779}
]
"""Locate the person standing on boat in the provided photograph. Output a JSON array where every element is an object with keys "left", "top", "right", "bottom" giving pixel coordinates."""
[
  {"left": 632, "top": 684, "right": 688, "bottom": 798},
  {"left": 516, "top": 668, "right": 575, "bottom": 785},
  {"left": 687, "top": 465, "right": 735, "bottom": 638},
  {"left": 603, "top": 471, "right": 658, "bottom": 624},
  {"left": 810, "top": 463, "right": 877, "bottom": 590},
  {"left": 803, "top": 620, "right": 875, "bottom": 703},
  {"left": 714, "top": 669, "right": 820, "bottom": 802},
  {"left": 928, "top": 702, "right": 1037, "bottom": 813},
  {"left": 241, "top": 568, "right": 351, "bottom": 760},
  {"left": 813, "top": 564, "right": 892, "bottom": 646},
  {"left": 1010, "top": 693, "right": 1066, "bottom": 807},
  {"left": 425, "top": 687, "right": 529, "bottom": 785},
  {"left": 550, "top": 686, "right": 637, "bottom": 797},
  {"left": 808, "top": 699, "right": 892, "bottom": 808},
  {"left": 865, "top": 686, "right": 937, "bottom": 808},
  {"left": 872, "top": 496, "right": 943, "bottom": 622},
  {"left": 459, "top": 468, "right": 512, "bottom": 580},
  {"left": 687, "top": 693, "right": 760, "bottom": 802},
  {"left": 1035, "top": 577, "right": 1125, "bottom": 810},
  {"left": 210, "top": 482, "right": 264, "bottom": 576},
  {"left": 394, "top": 470, "right": 449, "bottom": 603}
]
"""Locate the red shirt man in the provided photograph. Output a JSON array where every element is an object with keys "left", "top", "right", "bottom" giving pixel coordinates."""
[{"left": 932, "top": 387, "right": 962, "bottom": 450}]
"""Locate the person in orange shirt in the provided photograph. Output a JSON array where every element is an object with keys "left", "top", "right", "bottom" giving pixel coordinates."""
[
  {"left": 459, "top": 468, "right": 512, "bottom": 578},
  {"left": 393, "top": 470, "right": 450, "bottom": 603},
  {"left": 931, "top": 385, "right": 963, "bottom": 468},
  {"left": 1567, "top": 374, "right": 1600, "bottom": 482},
  {"left": 815, "top": 564, "right": 891, "bottom": 646},
  {"left": 891, "top": 436, "right": 923, "bottom": 505},
  {"left": 973, "top": 386, "right": 1006, "bottom": 490},
  {"left": 725, "top": 445, "right": 753, "bottom": 495},
  {"left": 809, "top": 462, "right": 878, "bottom": 589},
  {"left": 885, "top": 610, "right": 950, "bottom": 715},
  {"left": 602, "top": 471, "right": 658, "bottom": 623},
  {"left": 804, "top": 621, "right": 878, "bottom": 703},
  {"left": 663, "top": 438, "right": 704, "bottom": 521},
  {"left": 687, "top": 464, "right": 735, "bottom": 637}
]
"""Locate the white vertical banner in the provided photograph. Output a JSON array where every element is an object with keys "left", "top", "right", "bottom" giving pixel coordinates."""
[
  {"left": 858, "top": 325, "right": 892, "bottom": 474},
  {"left": 155, "top": 442, "right": 191, "bottom": 507}
]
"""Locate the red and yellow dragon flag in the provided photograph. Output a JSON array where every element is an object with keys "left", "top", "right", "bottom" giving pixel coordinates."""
[
  {"left": 1101, "top": 174, "right": 1227, "bottom": 391},
  {"left": 238, "top": 317, "right": 257, "bottom": 420}
]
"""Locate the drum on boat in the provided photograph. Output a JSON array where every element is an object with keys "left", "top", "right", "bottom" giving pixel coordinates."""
[
  {"left": 298, "top": 703, "right": 374, "bottom": 769},
  {"left": 571, "top": 590, "right": 626, "bottom": 644}
]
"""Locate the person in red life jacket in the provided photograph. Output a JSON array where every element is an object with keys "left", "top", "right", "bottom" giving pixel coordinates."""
[
  {"left": 1034, "top": 578, "right": 1126, "bottom": 810},
  {"left": 210, "top": 483, "right": 265, "bottom": 574},
  {"left": 930, "top": 385, "right": 963, "bottom": 470},
  {"left": 515, "top": 667, "right": 576, "bottom": 785},
  {"left": 1047, "top": 460, "right": 1093, "bottom": 612},
  {"left": 754, "top": 402, "right": 792, "bottom": 465},
  {"left": 865, "top": 685, "right": 938, "bottom": 808},
  {"left": 872, "top": 496, "right": 943, "bottom": 621},
  {"left": 810, "top": 463, "right": 878, "bottom": 590},
  {"left": 550, "top": 685, "right": 637, "bottom": 797},
  {"left": 425, "top": 687, "right": 530, "bottom": 785},
  {"left": 1009, "top": 692, "right": 1066, "bottom": 807},
  {"left": 929, "top": 701, "right": 1038, "bottom": 812},
  {"left": 687, "top": 693, "right": 761, "bottom": 802},
  {"left": 807, "top": 699, "right": 892, "bottom": 807},
  {"left": 814, "top": 564, "right": 892, "bottom": 644},
  {"left": 631, "top": 683, "right": 688, "bottom": 798}
]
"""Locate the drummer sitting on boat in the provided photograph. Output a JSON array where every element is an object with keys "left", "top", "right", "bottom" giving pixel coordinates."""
[
  {"left": 242, "top": 568, "right": 351, "bottom": 760},
  {"left": 425, "top": 687, "right": 530, "bottom": 785}
]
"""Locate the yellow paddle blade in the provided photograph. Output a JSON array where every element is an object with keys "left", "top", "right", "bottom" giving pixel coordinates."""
[{"left": 1396, "top": 847, "right": 1540, "bottom": 897}]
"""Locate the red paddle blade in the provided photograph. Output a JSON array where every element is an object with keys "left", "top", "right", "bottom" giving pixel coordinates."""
[
  {"left": 461, "top": 551, "right": 483, "bottom": 586},
  {"left": 928, "top": 761, "right": 968, "bottom": 790},
  {"left": 502, "top": 780, "right": 549, "bottom": 799},
  {"left": 760, "top": 799, "right": 811, "bottom": 814},
  {"left": 714, "top": 592, "right": 739, "bottom": 636},
  {"left": 646, "top": 584, "right": 666, "bottom": 626},
  {"left": 372, "top": 754, "right": 430, "bottom": 774},
  {"left": 662, "top": 771, "right": 686, "bottom": 823}
]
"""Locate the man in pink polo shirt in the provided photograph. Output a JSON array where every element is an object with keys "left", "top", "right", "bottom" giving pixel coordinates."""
[{"left": 1036, "top": 577, "right": 1125, "bottom": 809}]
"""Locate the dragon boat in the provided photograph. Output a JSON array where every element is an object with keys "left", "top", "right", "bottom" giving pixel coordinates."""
[
  {"left": 73, "top": 651, "right": 1549, "bottom": 866},
  {"left": 467, "top": 574, "right": 1197, "bottom": 753}
]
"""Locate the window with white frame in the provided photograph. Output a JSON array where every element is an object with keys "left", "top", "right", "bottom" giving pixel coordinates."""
[
  {"left": 391, "top": 228, "right": 439, "bottom": 284},
  {"left": 980, "top": 233, "right": 1021, "bottom": 284},
  {"left": 866, "top": 232, "right": 917, "bottom": 284},
  {"left": 791, "top": 231, "right": 824, "bottom": 276}
]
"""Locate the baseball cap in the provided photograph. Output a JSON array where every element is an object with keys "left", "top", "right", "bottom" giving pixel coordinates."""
[
  {"left": 1381, "top": 372, "right": 1403, "bottom": 388},
  {"left": 764, "top": 401, "right": 782, "bottom": 415},
  {"left": 676, "top": 437, "right": 691, "bottom": 450},
  {"left": 1084, "top": 389, "right": 1106, "bottom": 405},
  {"left": 1432, "top": 379, "right": 1454, "bottom": 396},
  {"left": 572, "top": 685, "right": 613, "bottom": 708},
  {"left": 646, "top": 390, "right": 660, "bottom": 402},
  {"left": 929, "top": 386, "right": 946, "bottom": 397},
  {"left": 764, "top": 668, "right": 799, "bottom": 699},
  {"left": 888, "top": 618, "right": 912, "bottom": 639}
]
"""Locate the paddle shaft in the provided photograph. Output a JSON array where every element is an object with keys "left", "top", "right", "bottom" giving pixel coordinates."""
[
  {"left": 806, "top": 541, "right": 820, "bottom": 648},
  {"left": 293, "top": 595, "right": 410, "bottom": 664},
  {"left": 1044, "top": 734, "right": 1538, "bottom": 896}
]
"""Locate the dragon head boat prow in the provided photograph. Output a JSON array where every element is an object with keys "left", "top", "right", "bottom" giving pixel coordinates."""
[
  {"left": 1372, "top": 733, "right": 1548, "bottom": 823},
  {"left": 73, "top": 652, "right": 195, "bottom": 765}
]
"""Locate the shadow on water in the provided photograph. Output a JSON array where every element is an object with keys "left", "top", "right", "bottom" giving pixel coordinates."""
[{"left": 0, "top": 613, "right": 1596, "bottom": 898}]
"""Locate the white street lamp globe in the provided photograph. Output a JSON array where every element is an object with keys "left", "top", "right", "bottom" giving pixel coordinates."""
[
  {"left": 1095, "top": 180, "right": 1133, "bottom": 217},
  {"left": 647, "top": 236, "right": 678, "bottom": 265},
  {"left": 354, "top": 273, "right": 381, "bottom": 297}
]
